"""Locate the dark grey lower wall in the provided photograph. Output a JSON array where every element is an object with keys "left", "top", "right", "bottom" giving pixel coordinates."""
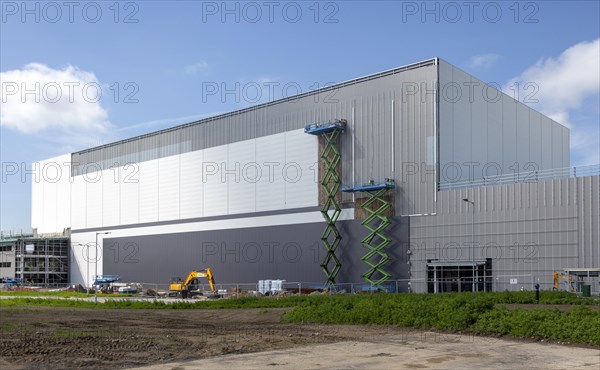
[{"left": 102, "top": 217, "right": 410, "bottom": 286}]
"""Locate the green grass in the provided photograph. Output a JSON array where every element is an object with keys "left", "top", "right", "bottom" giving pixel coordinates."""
[{"left": 280, "top": 292, "right": 600, "bottom": 345}]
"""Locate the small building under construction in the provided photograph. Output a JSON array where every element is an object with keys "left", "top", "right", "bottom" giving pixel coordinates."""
[{"left": 0, "top": 232, "right": 69, "bottom": 286}]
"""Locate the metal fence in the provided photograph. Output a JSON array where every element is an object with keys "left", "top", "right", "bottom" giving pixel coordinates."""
[{"left": 2, "top": 276, "right": 598, "bottom": 296}]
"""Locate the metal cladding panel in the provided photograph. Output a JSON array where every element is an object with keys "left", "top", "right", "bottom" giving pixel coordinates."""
[
  {"left": 487, "top": 97, "right": 503, "bottom": 170},
  {"left": 71, "top": 174, "right": 87, "bottom": 230},
  {"left": 552, "top": 123, "right": 563, "bottom": 168},
  {"left": 529, "top": 110, "right": 542, "bottom": 169},
  {"left": 541, "top": 116, "right": 553, "bottom": 169},
  {"left": 187, "top": 124, "right": 206, "bottom": 151},
  {"left": 227, "top": 140, "right": 257, "bottom": 215},
  {"left": 31, "top": 154, "right": 72, "bottom": 234},
  {"left": 255, "top": 133, "right": 286, "bottom": 212},
  {"left": 284, "top": 129, "right": 318, "bottom": 209},
  {"left": 64, "top": 61, "right": 443, "bottom": 225},
  {"left": 91, "top": 216, "right": 410, "bottom": 286},
  {"left": 438, "top": 60, "right": 454, "bottom": 166},
  {"left": 85, "top": 173, "right": 103, "bottom": 228},
  {"left": 31, "top": 164, "right": 42, "bottom": 230},
  {"left": 437, "top": 60, "right": 570, "bottom": 187},
  {"left": 202, "top": 144, "right": 229, "bottom": 217},
  {"left": 409, "top": 175, "right": 599, "bottom": 293},
  {"left": 138, "top": 160, "right": 159, "bottom": 223},
  {"left": 158, "top": 155, "right": 180, "bottom": 221},
  {"left": 502, "top": 97, "right": 518, "bottom": 171},
  {"left": 471, "top": 75, "right": 488, "bottom": 166},
  {"left": 42, "top": 166, "right": 57, "bottom": 232},
  {"left": 102, "top": 168, "right": 120, "bottom": 227},
  {"left": 450, "top": 68, "right": 473, "bottom": 179},
  {"left": 179, "top": 150, "right": 204, "bottom": 220},
  {"left": 120, "top": 164, "right": 139, "bottom": 226},
  {"left": 516, "top": 103, "right": 530, "bottom": 166}
]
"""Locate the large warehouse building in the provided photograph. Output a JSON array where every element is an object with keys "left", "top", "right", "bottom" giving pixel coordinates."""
[{"left": 30, "top": 58, "right": 599, "bottom": 293}]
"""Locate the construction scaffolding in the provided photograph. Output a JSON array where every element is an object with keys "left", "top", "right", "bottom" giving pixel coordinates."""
[
  {"left": 13, "top": 236, "right": 70, "bottom": 286},
  {"left": 305, "top": 119, "right": 347, "bottom": 286}
]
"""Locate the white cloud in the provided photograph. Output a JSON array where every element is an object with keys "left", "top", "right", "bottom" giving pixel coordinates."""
[
  {"left": 504, "top": 38, "right": 600, "bottom": 127},
  {"left": 0, "top": 63, "right": 112, "bottom": 138},
  {"left": 468, "top": 53, "right": 501, "bottom": 70},
  {"left": 505, "top": 39, "right": 600, "bottom": 166},
  {"left": 184, "top": 61, "right": 209, "bottom": 75}
]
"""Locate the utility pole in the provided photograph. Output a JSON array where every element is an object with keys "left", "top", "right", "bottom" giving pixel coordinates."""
[
  {"left": 463, "top": 198, "right": 476, "bottom": 292},
  {"left": 94, "top": 232, "right": 111, "bottom": 303}
]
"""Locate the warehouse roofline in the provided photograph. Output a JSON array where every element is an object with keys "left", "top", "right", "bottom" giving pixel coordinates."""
[{"left": 74, "top": 58, "right": 439, "bottom": 155}]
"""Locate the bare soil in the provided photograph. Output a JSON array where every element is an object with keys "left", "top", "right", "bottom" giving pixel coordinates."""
[{"left": 0, "top": 306, "right": 403, "bottom": 369}]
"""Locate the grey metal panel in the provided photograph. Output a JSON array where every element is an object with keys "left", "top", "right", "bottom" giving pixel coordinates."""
[
  {"left": 409, "top": 175, "right": 599, "bottom": 293},
  {"left": 516, "top": 103, "right": 530, "bottom": 166},
  {"left": 561, "top": 126, "right": 570, "bottom": 167},
  {"left": 551, "top": 122, "right": 563, "bottom": 169},
  {"left": 471, "top": 75, "right": 488, "bottom": 169},
  {"left": 486, "top": 88, "right": 503, "bottom": 175},
  {"left": 529, "top": 110, "right": 542, "bottom": 170},
  {"left": 502, "top": 96, "right": 518, "bottom": 172},
  {"left": 436, "top": 60, "right": 570, "bottom": 189},
  {"left": 438, "top": 60, "right": 454, "bottom": 168},
  {"left": 102, "top": 216, "right": 410, "bottom": 285},
  {"left": 540, "top": 116, "right": 553, "bottom": 169},
  {"left": 451, "top": 68, "right": 472, "bottom": 182}
]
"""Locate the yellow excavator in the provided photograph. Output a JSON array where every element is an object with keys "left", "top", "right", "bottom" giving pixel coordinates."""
[{"left": 169, "top": 268, "right": 219, "bottom": 298}]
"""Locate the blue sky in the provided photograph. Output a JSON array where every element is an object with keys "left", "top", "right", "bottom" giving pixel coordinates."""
[{"left": 1, "top": 0, "right": 599, "bottom": 231}]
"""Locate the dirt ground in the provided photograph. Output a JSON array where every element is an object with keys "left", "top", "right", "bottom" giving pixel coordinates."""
[
  {"left": 0, "top": 306, "right": 402, "bottom": 369},
  {"left": 0, "top": 305, "right": 598, "bottom": 370}
]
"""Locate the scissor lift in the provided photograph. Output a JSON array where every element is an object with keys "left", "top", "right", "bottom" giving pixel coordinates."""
[
  {"left": 305, "top": 119, "right": 347, "bottom": 286},
  {"left": 343, "top": 179, "right": 395, "bottom": 290}
]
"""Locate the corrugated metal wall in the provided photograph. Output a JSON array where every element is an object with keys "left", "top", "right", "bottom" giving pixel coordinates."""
[
  {"left": 409, "top": 175, "right": 600, "bottom": 293},
  {"left": 438, "top": 59, "right": 570, "bottom": 185},
  {"left": 70, "top": 59, "right": 440, "bottom": 219}
]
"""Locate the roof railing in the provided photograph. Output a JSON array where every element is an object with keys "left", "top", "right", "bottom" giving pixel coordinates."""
[{"left": 438, "top": 164, "right": 600, "bottom": 191}]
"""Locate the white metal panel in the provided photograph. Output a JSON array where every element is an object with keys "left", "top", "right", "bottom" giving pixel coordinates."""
[
  {"left": 158, "top": 155, "right": 180, "bottom": 221},
  {"left": 42, "top": 167, "right": 57, "bottom": 233},
  {"left": 31, "top": 154, "right": 73, "bottom": 233},
  {"left": 120, "top": 162, "right": 139, "bottom": 226},
  {"left": 85, "top": 171, "right": 103, "bottom": 228},
  {"left": 71, "top": 173, "right": 87, "bottom": 230},
  {"left": 284, "top": 129, "right": 318, "bottom": 209},
  {"left": 102, "top": 167, "right": 120, "bottom": 227},
  {"left": 31, "top": 162, "right": 42, "bottom": 231},
  {"left": 180, "top": 150, "right": 204, "bottom": 219},
  {"left": 50, "top": 154, "right": 72, "bottom": 233},
  {"left": 203, "top": 144, "right": 228, "bottom": 216},
  {"left": 139, "top": 159, "right": 159, "bottom": 223},
  {"left": 255, "top": 132, "right": 286, "bottom": 212},
  {"left": 227, "top": 140, "right": 257, "bottom": 214}
]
